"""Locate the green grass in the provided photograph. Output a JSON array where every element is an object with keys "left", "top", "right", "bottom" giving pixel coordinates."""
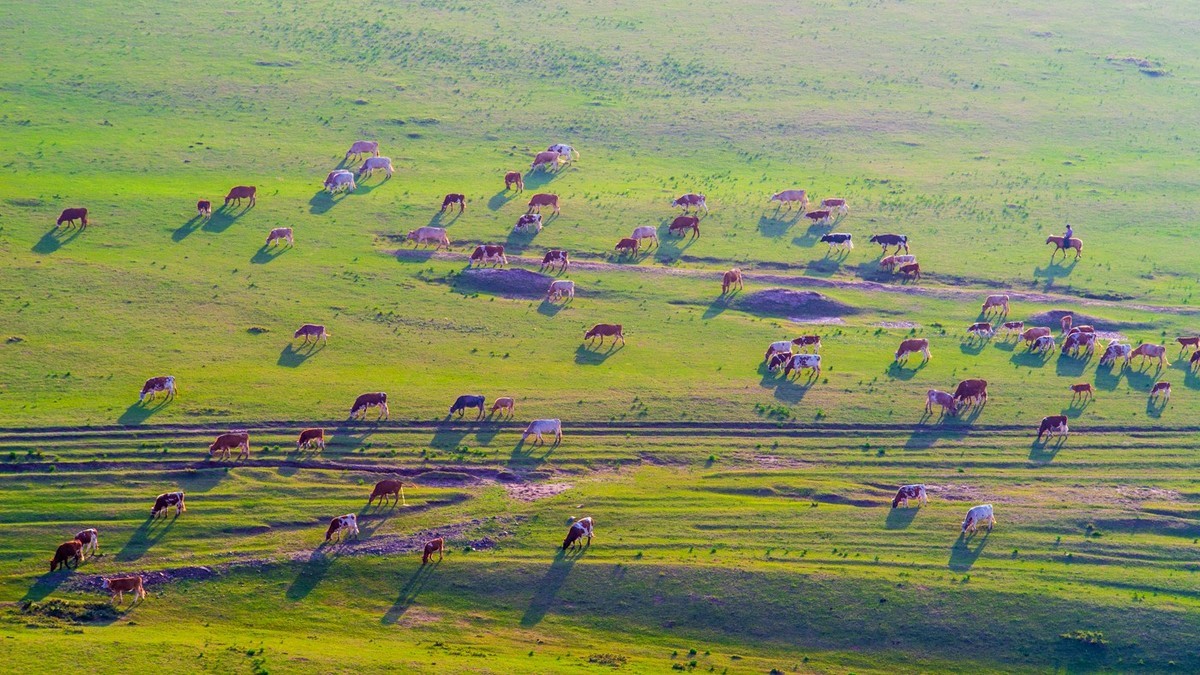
[{"left": 3, "top": 0, "right": 1200, "bottom": 671}]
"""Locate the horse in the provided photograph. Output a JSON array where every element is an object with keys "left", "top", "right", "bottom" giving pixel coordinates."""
[{"left": 1046, "top": 235, "right": 1082, "bottom": 260}]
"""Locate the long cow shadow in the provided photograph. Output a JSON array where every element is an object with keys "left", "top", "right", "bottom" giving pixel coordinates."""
[
  {"left": 115, "top": 515, "right": 178, "bottom": 562},
  {"left": 309, "top": 191, "right": 347, "bottom": 215},
  {"left": 382, "top": 562, "right": 438, "bottom": 624},
  {"left": 201, "top": 206, "right": 247, "bottom": 233},
  {"left": 278, "top": 342, "right": 325, "bottom": 367},
  {"left": 520, "top": 549, "right": 582, "bottom": 627},
  {"left": 21, "top": 570, "right": 75, "bottom": 602},
  {"left": 509, "top": 436, "right": 558, "bottom": 468},
  {"left": 252, "top": 244, "right": 290, "bottom": 265},
  {"left": 948, "top": 531, "right": 990, "bottom": 571},
  {"left": 1029, "top": 435, "right": 1067, "bottom": 463},
  {"left": 117, "top": 398, "right": 172, "bottom": 426},
  {"left": 885, "top": 507, "right": 919, "bottom": 530},
  {"left": 758, "top": 211, "right": 801, "bottom": 239},
  {"left": 575, "top": 343, "right": 623, "bottom": 365},
  {"left": 488, "top": 190, "right": 517, "bottom": 211},
  {"left": 286, "top": 545, "right": 336, "bottom": 601},
  {"left": 32, "top": 225, "right": 83, "bottom": 254},
  {"left": 172, "top": 216, "right": 204, "bottom": 242}
]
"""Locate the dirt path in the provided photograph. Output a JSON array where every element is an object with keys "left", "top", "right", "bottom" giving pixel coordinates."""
[{"left": 389, "top": 247, "right": 1200, "bottom": 316}]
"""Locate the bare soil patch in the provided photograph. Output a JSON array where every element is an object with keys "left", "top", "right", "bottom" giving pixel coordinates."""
[
  {"left": 505, "top": 482, "right": 573, "bottom": 501},
  {"left": 454, "top": 268, "right": 553, "bottom": 299},
  {"left": 734, "top": 289, "right": 857, "bottom": 319},
  {"left": 1025, "top": 310, "right": 1152, "bottom": 333}
]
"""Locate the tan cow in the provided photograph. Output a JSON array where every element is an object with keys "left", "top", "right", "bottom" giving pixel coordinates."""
[
  {"left": 266, "top": 227, "right": 294, "bottom": 247},
  {"left": 722, "top": 269, "right": 743, "bottom": 294},
  {"left": 895, "top": 338, "right": 930, "bottom": 364},
  {"left": 1020, "top": 326, "right": 1052, "bottom": 345},
  {"left": 926, "top": 389, "right": 957, "bottom": 416},
  {"left": 770, "top": 189, "right": 808, "bottom": 211},
  {"left": 547, "top": 280, "right": 575, "bottom": 301},
  {"left": 981, "top": 294, "right": 1009, "bottom": 315},
  {"left": 490, "top": 397, "right": 515, "bottom": 417},
  {"left": 102, "top": 576, "right": 146, "bottom": 605},
  {"left": 407, "top": 226, "right": 450, "bottom": 250},
  {"left": 1130, "top": 343, "right": 1169, "bottom": 368}
]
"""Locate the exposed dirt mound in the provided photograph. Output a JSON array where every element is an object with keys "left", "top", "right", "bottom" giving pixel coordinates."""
[
  {"left": 1025, "top": 310, "right": 1152, "bottom": 332},
  {"left": 455, "top": 268, "right": 553, "bottom": 299},
  {"left": 734, "top": 289, "right": 857, "bottom": 318},
  {"left": 505, "top": 482, "right": 572, "bottom": 502}
]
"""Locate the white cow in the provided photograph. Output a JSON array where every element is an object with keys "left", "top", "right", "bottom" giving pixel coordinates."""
[
  {"left": 357, "top": 156, "right": 394, "bottom": 178},
  {"left": 1031, "top": 335, "right": 1056, "bottom": 354},
  {"left": 783, "top": 353, "right": 821, "bottom": 378},
  {"left": 892, "top": 485, "right": 927, "bottom": 509},
  {"left": 325, "top": 513, "right": 359, "bottom": 542},
  {"left": 961, "top": 504, "right": 995, "bottom": 535},
  {"left": 345, "top": 140, "right": 379, "bottom": 161},
  {"left": 547, "top": 280, "right": 575, "bottom": 301},
  {"left": 630, "top": 225, "right": 658, "bottom": 248},
  {"left": 1099, "top": 341, "right": 1131, "bottom": 367},
  {"left": 522, "top": 419, "right": 562, "bottom": 446},
  {"left": 764, "top": 340, "right": 793, "bottom": 363},
  {"left": 74, "top": 528, "right": 99, "bottom": 557},
  {"left": 139, "top": 376, "right": 176, "bottom": 403},
  {"left": 925, "top": 389, "right": 957, "bottom": 416},
  {"left": 324, "top": 170, "right": 356, "bottom": 193},
  {"left": 515, "top": 213, "right": 543, "bottom": 233},
  {"left": 547, "top": 144, "right": 579, "bottom": 161},
  {"left": 406, "top": 226, "right": 449, "bottom": 250},
  {"left": 770, "top": 189, "right": 808, "bottom": 210}
]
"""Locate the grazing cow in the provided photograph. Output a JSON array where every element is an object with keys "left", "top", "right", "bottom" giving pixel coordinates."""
[
  {"left": 422, "top": 537, "right": 445, "bottom": 564},
  {"left": 406, "top": 226, "right": 450, "bottom": 250},
  {"left": 50, "top": 540, "right": 83, "bottom": 572},
  {"left": 1130, "top": 343, "right": 1169, "bottom": 368},
  {"left": 368, "top": 479, "right": 408, "bottom": 507},
  {"left": 547, "top": 144, "right": 580, "bottom": 160},
  {"left": 630, "top": 225, "right": 659, "bottom": 248},
  {"left": 531, "top": 150, "right": 564, "bottom": 171},
  {"left": 514, "top": 213, "right": 543, "bottom": 233},
  {"left": 297, "top": 428, "right": 325, "bottom": 451},
  {"left": 1062, "top": 331, "right": 1096, "bottom": 357},
  {"left": 869, "top": 234, "right": 909, "bottom": 255},
  {"left": 324, "top": 170, "right": 356, "bottom": 194},
  {"left": 925, "top": 389, "right": 957, "bottom": 416},
  {"left": 450, "top": 394, "right": 486, "bottom": 419},
  {"left": 961, "top": 505, "right": 996, "bottom": 535},
  {"left": 440, "top": 193, "right": 466, "bottom": 213},
  {"left": 1046, "top": 235, "right": 1083, "bottom": 260},
  {"left": 821, "top": 198, "right": 849, "bottom": 214},
  {"left": 895, "top": 338, "right": 931, "bottom": 364},
  {"left": 952, "top": 379, "right": 989, "bottom": 406},
  {"left": 1150, "top": 381, "right": 1171, "bottom": 402},
  {"left": 541, "top": 249, "right": 569, "bottom": 272},
  {"left": 345, "top": 140, "right": 379, "bottom": 161},
  {"left": 209, "top": 431, "right": 250, "bottom": 461},
  {"left": 1177, "top": 336, "right": 1200, "bottom": 353},
  {"left": 522, "top": 419, "right": 562, "bottom": 446},
  {"left": 1192, "top": 350, "right": 1200, "bottom": 370},
  {"left": 721, "top": 268, "right": 743, "bottom": 294},
  {"left": 527, "top": 193, "right": 560, "bottom": 215},
  {"left": 1067, "top": 325, "right": 1095, "bottom": 335},
  {"left": 196, "top": 200, "right": 212, "bottom": 219},
  {"left": 805, "top": 210, "right": 833, "bottom": 225},
  {"left": 668, "top": 215, "right": 700, "bottom": 238},
  {"left": 324, "top": 514, "right": 359, "bottom": 542},
  {"left": 1020, "top": 326, "right": 1052, "bottom": 345},
  {"left": 1037, "top": 415, "right": 1068, "bottom": 441},
  {"left": 1061, "top": 315, "right": 1073, "bottom": 334},
  {"left": 469, "top": 244, "right": 508, "bottom": 267},
  {"left": 151, "top": 491, "right": 185, "bottom": 519},
  {"left": 504, "top": 171, "right": 524, "bottom": 192},
  {"left": 584, "top": 324, "right": 625, "bottom": 346},
  {"left": 1100, "top": 341, "right": 1131, "bottom": 367},
  {"left": 266, "top": 227, "right": 294, "bottom": 247},
  {"left": 981, "top": 295, "right": 1009, "bottom": 315},
  {"left": 764, "top": 340, "right": 793, "bottom": 363},
  {"left": 139, "top": 376, "right": 176, "bottom": 403},
  {"left": 293, "top": 323, "right": 329, "bottom": 345},
  {"left": 1031, "top": 335, "right": 1056, "bottom": 354},
  {"left": 880, "top": 254, "right": 916, "bottom": 271},
  {"left": 892, "top": 485, "right": 928, "bottom": 509},
  {"left": 1001, "top": 321, "right": 1024, "bottom": 335},
  {"left": 1070, "top": 383, "right": 1094, "bottom": 401},
  {"left": 547, "top": 279, "right": 575, "bottom": 301},
  {"left": 967, "top": 322, "right": 994, "bottom": 338},
  {"left": 783, "top": 353, "right": 821, "bottom": 379},
  {"left": 672, "top": 193, "right": 708, "bottom": 214},
  {"left": 224, "top": 185, "right": 256, "bottom": 206},
  {"left": 792, "top": 335, "right": 822, "bottom": 352},
  {"left": 563, "top": 517, "right": 594, "bottom": 551},
  {"left": 819, "top": 233, "right": 853, "bottom": 251},
  {"left": 357, "top": 156, "right": 394, "bottom": 179},
  {"left": 74, "top": 528, "right": 99, "bottom": 557},
  {"left": 490, "top": 397, "right": 515, "bottom": 416},
  {"left": 767, "top": 351, "right": 792, "bottom": 372},
  {"left": 614, "top": 237, "right": 639, "bottom": 256},
  {"left": 350, "top": 392, "right": 389, "bottom": 420},
  {"left": 102, "top": 576, "right": 146, "bottom": 605},
  {"left": 769, "top": 189, "right": 808, "bottom": 211},
  {"left": 56, "top": 208, "right": 89, "bottom": 228},
  {"left": 899, "top": 263, "right": 921, "bottom": 280}
]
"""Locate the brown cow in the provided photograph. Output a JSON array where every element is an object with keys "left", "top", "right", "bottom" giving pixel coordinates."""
[
  {"left": 899, "top": 263, "right": 921, "bottom": 280},
  {"left": 369, "top": 479, "right": 409, "bottom": 507},
  {"left": 440, "top": 193, "right": 466, "bottom": 213},
  {"left": 767, "top": 351, "right": 792, "bottom": 372},
  {"left": 197, "top": 200, "right": 212, "bottom": 219},
  {"left": 967, "top": 322, "right": 994, "bottom": 338},
  {"left": 1177, "top": 336, "right": 1200, "bottom": 353},
  {"left": 56, "top": 208, "right": 89, "bottom": 228},
  {"left": 821, "top": 198, "right": 849, "bottom": 214},
  {"left": 531, "top": 151, "right": 563, "bottom": 171},
  {"left": 293, "top": 324, "right": 329, "bottom": 345},
  {"left": 791, "top": 335, "right": 821, "bottom": 352},
  {"left": 1068, "top": 325, "right": 1095, "bottom": 335},
  {"left": 722, "top": 268, "right": 743, "bottom": 294},
  {"left": 614, "top": 238, "right": 639, "bottom": 256},
  {"left": 1191, "top": 351, "right": 1200, "bottom": 370},
  {"left": 668, "top": 216, "right": 700, "bottom": 238},
  {"left": 102, "top": 576, "right": 146, "bottom": 605},
  {"left": 266, "top": 227, "right": 294, "bottom": 247},
  {"left": 297, "top": 428, "right": 325, "bottom": 451},
  {"left": 895, "top": 338, "right": 930, "bottom": 363},
  {"left": 1020, "top": 326, "right": 1052, "bottom": 344},
  {"left": 50, "top": 540, "right": 83, "bottom": 572},
  {"left": 953, "top": 379, "right": 988, "bottom": 407},
  {"left": 224, "top": 186, "right": 256, "bottom": 206},
  {"left": 504, "top": 171, "right": 524, "bottom": 192},
  {"left": 585, "top": 324, "right": 625, "bottom": 346},
  {"left": 1070, "top": 383, "right": 1094, "bottom": 401},
  {"left": 490, "top": 397, "right": 515, "bottom": 417},
  {"left": 1150, "top": 381, "right": 1171, "bottom": 402},
  {"left": 805, "top": 210, "right": 832, "bottom": 225},
  {"left": 527, "top": 193, "right": 560, "bottom": 215},
  {"left": 209, "top": 431, "right": 250, "bottom": 460},
  {"left": 1061, "top": 315, "right": 1072, "bottom": 334},
  {"left": 422, "top": 537, "right": 445, "bottom": 564},
  {"left": 541, "top": 249, "right": 569, "bottom": 272}
]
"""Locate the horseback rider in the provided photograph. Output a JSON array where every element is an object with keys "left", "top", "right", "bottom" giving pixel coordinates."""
[{"left": 1062, "top": 223, "right": 1074, "bottom": 247}]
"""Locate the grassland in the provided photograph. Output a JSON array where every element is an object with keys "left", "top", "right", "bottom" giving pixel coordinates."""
[{"left": 3, "top": 0, "right": 1200, "bottom": 672}]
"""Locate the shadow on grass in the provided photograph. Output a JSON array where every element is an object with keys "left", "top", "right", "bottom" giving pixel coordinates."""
[
  {"left": 382, "top": 562, "right": 438, "bottom": 623},
  {"left": 509, "top": 437, "right": 557, "bottom": 468},
  {"left": 521, "top": 168, "right": 561, "bottom": 191},
  {"left": 176, "top": 466, "right": 228, "bottom": 493},
  {"left": 537, "top": 299, "right": 565, "bottom": 317},
  {"left": 251, "top": 244, "right": 290, "bottom": 265},
  {"left": 758, "top": 211, "right": 801, "bottom": 239},
  {"left": 1055, "top": 353, "right": 1089, "bottom": 378},
  {"left": 1029, "top": 435, "right": 1066, "bottom": 463},
  {"left": 117, "top": 398, "right": 172, "bottom": 426},
  {"left": 278, "top": 342, "right": 325, "bottom": 367},
  {"left": 488, "top": 190, "right": 517, "bottom": 211},
  {"left": 791, "top": 222, "right": 828, "bottom": 248},
  {"left": 202, "top": 205, "right": 248, "bottom": 233},
  {"left": 903, "top": 424, "right": 971, "bottom": 451},
  {"left": 575, "top": 343, "right": 623, "bottom": 365},
  {"left": 886, "top": 360, "right": 926, "bottom": 381},
  {"left": 308, "top": 191, "right": 343, "bottom": 215},
  {"left": 948, "top": 531, "right": 989, "bottom": 571},
  {"left": 172, "top": 216, "right": 203, "bottom": 242},
  {"left": 115, "top": 515, "right": 177, "bottom": 562},
  {"left": 1094, "top": 364, "right": 1123, "bottom": 391},
  {"left": 32, "top": 225, "right": 83, "bottom": 254},
  {"left": 959, "top": 338, "right": 987, "bottom": 356},
  {"left": 520, "top": 548, "right": 582, "bottom": 627},
  {"left": 286, "top": 545, "right": 335, "bottom": 601},
  {"left": 21, "top": 570, "right": 75, "bottom": 602},
  {"left": 703, "top": 294, "right": 736, "bottom": 320},
  {"left": 1011, "top": 349, "right": 1051, "bottom": 369},
  {"left": 885, "top": 507, "right": 919, "bottom": 530}
]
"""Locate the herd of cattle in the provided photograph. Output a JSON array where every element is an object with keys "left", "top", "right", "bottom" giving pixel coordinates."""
[{"left": 41, "top": 139, "right": 1180, "bottom": 608}]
